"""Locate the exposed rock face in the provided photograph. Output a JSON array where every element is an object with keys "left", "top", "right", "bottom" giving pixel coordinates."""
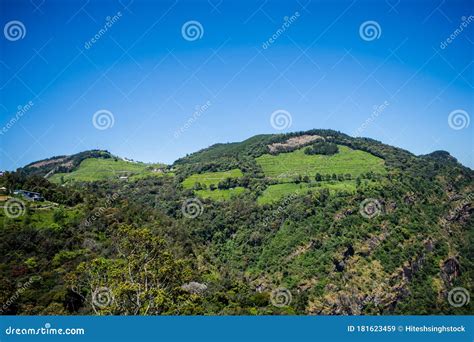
[
  {"left": 334, "top": 259, "right": 345, "bottom": 272},
  {"left": 424, "top": 239, "right": 434, "bottom": 252},
  {"left": 333, "top": 245, "right": 354, "bottom": 272},
  {"left": 334, "top": 208, "right": 354, "bottom": 221},
  {"left": 296, "top": 278, "right": 318, "bottom": 293},
  {"left": 181, "top": 282, "right": 207, "bottom": 294},
  {"left": 287, "top": 239, "right": 321, "bottom": 261},
  {"left": 309, "top": 239, "right": 438, "bottom": 315},
  {"left": 401, "top": 255, "right": 425, "bottom": 282},
  {"left": 439, "top": 193, "right": 472, "bottom": 235},
  {"left": 446, "top": 203, "right": 472, "bottom": 224},
  {"left": 358, "top": 226, "right": 390, "bottom": 257},
  {"left": 386, "top": 240, "right": 437, "bottom": 310},
  {"left": 344, "top": 245, "right": 355, "bottom": 258},
  {"left": 404, "top": 193, "right": 416, "bottom": 205},
  {"left": 306, "top": 258, "right": 394, "bottom": 315},
  {"left": 386, "top": 201, "right": 397, "bottom": 213},
  {"left": 448, "top": 194, "right": 464, "bottom": 201},
  {"left": 440, "top": 257, "right": 461, "bottom": 287},
  {"left": 386, "top": 285, "right": 410, "bottom": 312}
]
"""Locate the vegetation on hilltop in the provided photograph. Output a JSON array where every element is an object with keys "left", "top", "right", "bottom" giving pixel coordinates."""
[{"left": 0, "top": 130, "right": 472, "bottom": 316}]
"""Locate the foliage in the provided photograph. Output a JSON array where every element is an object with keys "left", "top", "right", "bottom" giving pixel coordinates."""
[
  {"left": 304, "top": 141, "right": 339, "bottom": 155},
  {"left": 70, "top": 226, "right": 197, "bottom": 315},
  {"left": 182, "top": 169, "right": 243, "bottom": 189},
  {"left": 1, "top": 130, "right": 472, "bottom": 316}
]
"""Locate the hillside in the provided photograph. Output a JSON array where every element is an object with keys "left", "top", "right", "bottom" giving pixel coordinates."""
[
  {"left": 20, "top": 150, "right": 113, "bottom": 177},
  {"left": 0, "top": 129, "right": 472, "bottom": 316},
  {"left": 18, "top": 150, "right": 168, "bottom": 184}
]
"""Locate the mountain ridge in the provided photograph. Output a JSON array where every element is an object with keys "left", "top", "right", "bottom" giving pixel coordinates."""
[{"left": 15, "top": 129, "right": 471, "bottom": 178}]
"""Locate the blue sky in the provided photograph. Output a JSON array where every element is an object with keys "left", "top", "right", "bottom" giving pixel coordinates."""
[{"left": 0, "top": 0, "right": 473, "bottom": 170}]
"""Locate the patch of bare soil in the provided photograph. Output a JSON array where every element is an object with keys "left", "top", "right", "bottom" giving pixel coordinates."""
[
  {"left": 29, "top": 157, "right": 67, "bottom": 168},
  {"left": 267, "top": 134, "right": 324, "bottom": 153}
]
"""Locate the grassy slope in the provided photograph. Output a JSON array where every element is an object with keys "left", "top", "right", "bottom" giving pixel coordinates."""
[
  {"left": 257, "top": 181, "right": 357, "bottom": 204},
  {"left": 181, "top": 169, "right": 245, "bottom": 201},
  {"left": 182, "top": 146, "right": 384, "bottom": 203},
  {"left": 256, "top": 145, "right": 386, "bottom": 181},
  {"left": 196, "top": 187, "right": 246, "bottom": 201},
  {"left": 182, "top": 169, "right": 243, "bottom": 189},
  {"left": 0, "top": 202, "right": 80, "bottom": 230},
  {"left": 49, "top": 158, "right": 165, "bottom": 183},
  {"left": 257, "top": 183, "right": 307, "bottom": 205}
]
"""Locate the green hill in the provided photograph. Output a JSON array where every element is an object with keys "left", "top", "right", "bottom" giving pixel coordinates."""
[
  {"left": 18, "top": 150, "right": 168, "bottom": 184},
  {"left": 1, "top": 129, "right": 472, "bottom": 316},
  {"left": 48, "top": 158, "right": 166, "bottom": 183},
  {"left": 20, "top": 150, "right": 113, "bottom": 177},
  {"left": 256, "top": 145, "right": 386, "bottom": 181}
]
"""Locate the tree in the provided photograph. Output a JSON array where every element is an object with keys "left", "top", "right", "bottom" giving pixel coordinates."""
[
  {"left": 304, "top": 141, "right": 339, "bottom": 155},
  {"left": 53, "top": 208, "right": 66, "bottom": 223},
  {"left": 69, "top": 226, "right": 197, "bottom": 315}
]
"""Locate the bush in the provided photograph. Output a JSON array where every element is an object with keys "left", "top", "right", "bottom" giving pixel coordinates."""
[{"left": 304, "top": 142, "right": 339, "bottom": 156}]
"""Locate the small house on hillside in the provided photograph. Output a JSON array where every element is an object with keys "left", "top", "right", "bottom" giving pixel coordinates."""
[{"left": 14, "top": 190, "right": 44, "bottom": 202}]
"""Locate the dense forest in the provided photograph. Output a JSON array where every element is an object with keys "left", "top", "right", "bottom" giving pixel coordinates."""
[{"left": 0, "top": 129, "right": 472, "bottom": 315}]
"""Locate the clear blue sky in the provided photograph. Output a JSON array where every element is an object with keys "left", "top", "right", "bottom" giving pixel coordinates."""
[{"left": 1, "top": 0, "right": 473, "bottom": 170}]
